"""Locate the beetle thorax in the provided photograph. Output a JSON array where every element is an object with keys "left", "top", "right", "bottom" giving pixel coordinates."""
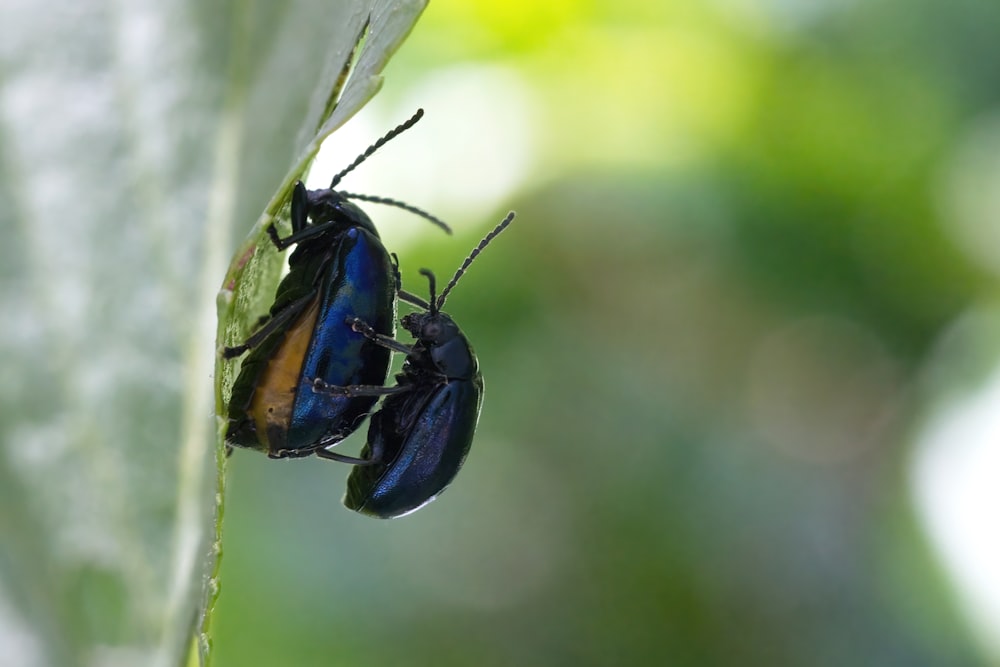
[
  {"left": 306, "top": 189, "right": 380, "bottom": 237},
  {"left": 401, "top": 312, "right": 478, "bottom": 379}
]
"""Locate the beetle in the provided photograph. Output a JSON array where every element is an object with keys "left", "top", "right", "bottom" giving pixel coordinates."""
[
  {"left": 312, "top": 212, "right": 515, "bottom": 517},
  {"left": 224, "top": 109, "right": 450, "bottom": 461}
]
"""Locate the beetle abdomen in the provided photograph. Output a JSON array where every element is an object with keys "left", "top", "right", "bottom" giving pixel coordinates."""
[
  {"left": 285, "top": 227, "right": 395, "bottom": 451},
  {"left": 345, "top": 378, "right": 483, "bottom": 518}
]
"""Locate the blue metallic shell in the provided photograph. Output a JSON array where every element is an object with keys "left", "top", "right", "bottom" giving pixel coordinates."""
[
  {"left": 226, "top": 220, "right": 395, "bottom": 457},
  {"left": 345, "top": 372, "right": 483, "bottom": 518},
  {"left": 285, "top": 228, "right": 395, "bottom": 449}
]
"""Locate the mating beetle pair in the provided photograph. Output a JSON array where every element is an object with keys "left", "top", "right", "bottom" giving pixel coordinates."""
[{"left": 224, "top": 110, "right": 513, "bottom": 518}]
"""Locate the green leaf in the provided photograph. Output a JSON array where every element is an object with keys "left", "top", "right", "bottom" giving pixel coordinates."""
[{"left": 0, "top": 1, "right": 426, "bottom": 666}]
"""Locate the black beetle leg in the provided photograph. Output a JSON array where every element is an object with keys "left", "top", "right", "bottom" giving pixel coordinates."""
[
  {"left": 266, "top": 185, "right": 354, "bottom": 250},
  {"left": 398, "top": 288, "right": 430, "bottom": 310},
  {"left": 265, "top": 222, "right": 291, "bottom": 250},
  {"left": 314, "top": 447, "right": 379, "bottom": 466},
  {"left": 264, "top": 182, "right": 311, "bottom": 249},
  {"left": 266, "top": 219, "right": 339, "bottom": 251},
  {"left": 290, "top": 181, "right": 309, "bottom": 233},
  {"left": 311, "top": 378, "right": 412, "bottom": 398},
  {"left": 346, "top": 316, "right": 413, "bottom": 355},
  {"left": 390, "top": 252, "right": 431, "bottom": 310},
  {"left": 390, "top": 253, "right": 402, "bottom": 292},
  {"left": 222, "top": 292, "right": 316, "bottom": 358}
]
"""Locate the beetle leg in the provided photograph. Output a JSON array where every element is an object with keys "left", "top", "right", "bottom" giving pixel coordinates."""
[
  {"left": 314, "top": 447, "right": 379, "bottom": 466},
  {"left": 390, "top": 253, "right": 402, "bottom": 292},
  {"left": 398, "top": 288, "right": 430, "bottom": 310},
  {"left": 346, "top": 316, "right": 413, "bottom": 355},
  {"left": 266, "top": 221, "right": 321, "bottom": 251},
  {"left": 290, "top": 181, "right": 309, "bottom": 233},
  {"left": 311, "top": 377, "right": 412, "bottom": 398},
  {"left": 385, "top": 254, "right": 431, "bottom": 310},
  {"left": 222, "top": 293, "right": 316, "bottom": 358},
  {"left": 266, "top": 212, "right": 351, "bottom": 250}
]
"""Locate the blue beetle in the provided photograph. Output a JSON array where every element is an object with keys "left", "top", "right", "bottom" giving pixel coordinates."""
[
  {"left": 224, "top": 110, "right": 450, "bottom": 461},
  {"left": 313, "top": 212, "right": 515, "bottom": 516}
]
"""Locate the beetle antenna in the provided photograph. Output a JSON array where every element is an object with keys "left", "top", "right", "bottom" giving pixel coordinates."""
[
  {"left": 340, "top": 192, "right": 452, "bottom": 234},
  {"left": 420, "top": 269, "right": 439, "bottom": 315},
  {"left": 329, "top": 109, "right": 424, "bottom": 189},
  {"left": 437, "top": 211, "right": 515, "bottom": 309}
]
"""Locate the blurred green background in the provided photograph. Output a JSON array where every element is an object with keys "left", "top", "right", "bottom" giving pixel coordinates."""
[
  {"left": 3, "top": 0, "right": 999, "bottom": 665},
  {"left": 212, "top": 1, "right": 1000, "bottom": 666}
]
